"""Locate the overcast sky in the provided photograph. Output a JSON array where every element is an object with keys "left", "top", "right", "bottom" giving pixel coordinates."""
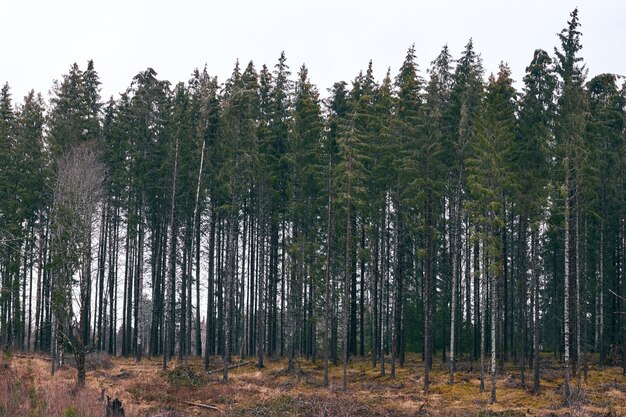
[{"left": 2, "top": 0, "right": 625, "bottom": 103}]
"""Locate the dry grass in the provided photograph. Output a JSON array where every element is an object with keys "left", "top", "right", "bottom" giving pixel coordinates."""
[
  {"left": 3, "top": 351, "right": 625, "bottom": 416},
  {"left": 0, "top": 351, "right": 104, "bottom": 417}
]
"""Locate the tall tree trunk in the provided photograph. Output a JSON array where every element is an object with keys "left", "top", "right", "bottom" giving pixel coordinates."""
[
  {"left": 391, "top": 197, "right": 399, "bottom": 379},
  {"left": 575, "top": 194, "right": 581, "bottom": 391},
  {"left": 598, "top": 211, "right": 605, "bottom": 369},
  {"left": 205, "top": 206, "right": 216, "bottom": 371},
  {"left": 474, "top": 231, "right": 480, "bottom": 362},
  {"left": 424, "top": 191, "right": 433, "bottom": 391},
  {"left": 520, "top": 219, "right": 527, "bottom": 386},
  {"left": 343, "top": 196, "right": 351, "bottom": 391},
  {"left": 532, "top": 228, "right": 541, "bottom": 394},
  {"left": 257, "top": 201, "right": 266, "bottom": 369},
  {"left": 450, "top": 191, "right": 459, "bottom": 384},
  {"left": 323, "top": 185, "right": 332, "bottom": 386},
  {"left": 164, "top": 134, "right": 179, "bottom": 370},
  {"left": 223, "top": 209, "right": 237, "bottom": 382},
  {"left": 491, "top": 244, "right": 499, "bottom": 404},
  {"left": 563, "top": 158, "right": 571, "bottom": 402},
  {"left": 360, "top": 224, "right": 365, "bottom": 357},
  {"left": 480, "top": 240, "right": 486, "bottom": 392},
  {"left": 136, "top": 202, "right": 144, "bottom": 362}
]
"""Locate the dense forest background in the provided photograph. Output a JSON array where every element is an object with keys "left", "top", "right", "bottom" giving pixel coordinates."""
[{"left": 0, "top": 8, "right": 624, "bottom": 402}]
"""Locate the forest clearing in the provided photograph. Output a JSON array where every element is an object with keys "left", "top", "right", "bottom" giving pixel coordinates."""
[{"left": 1, "top": 351, "right": 625, "bottom": 416}]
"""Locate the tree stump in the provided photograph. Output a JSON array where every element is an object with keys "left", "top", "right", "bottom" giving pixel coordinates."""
[{"left": 106, "top": 396, "right": 125, "bottom": 417}]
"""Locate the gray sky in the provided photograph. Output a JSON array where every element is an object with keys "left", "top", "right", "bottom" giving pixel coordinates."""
[{"left": 3, "top": 0, "right": 625, "bottom": 103}]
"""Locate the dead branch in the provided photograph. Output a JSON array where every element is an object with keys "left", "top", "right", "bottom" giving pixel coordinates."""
[
  {"left": 182, "top": 401, "right": 223, "bottom": 413},
  {"left": 206, "top": 361, "right": 250, "bottom": 374},
  {"left": 15, "top": 354, "right": 51, "bottom": 361}
]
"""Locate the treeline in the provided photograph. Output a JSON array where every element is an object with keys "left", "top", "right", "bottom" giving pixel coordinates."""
[{"left": 0, "top": 9, "right": 624, "bottom": 401}]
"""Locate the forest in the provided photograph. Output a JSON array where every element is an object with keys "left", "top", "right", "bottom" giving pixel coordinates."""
[{"left": 0, "top": 8, "right": 625, "bottom": 416}]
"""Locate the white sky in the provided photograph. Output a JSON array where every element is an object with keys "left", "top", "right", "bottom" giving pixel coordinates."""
[{"left": 2, "top": 0, "right": 625, "bottom": 104}]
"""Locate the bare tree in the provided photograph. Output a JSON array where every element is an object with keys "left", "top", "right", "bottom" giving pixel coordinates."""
[{"left": 50, "top": 143, "right": 105, "bottom": 386}]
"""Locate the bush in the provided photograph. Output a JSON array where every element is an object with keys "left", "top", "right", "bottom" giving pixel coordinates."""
[{"left": 167, "top": 365, "right": 205, "bottom": 387}]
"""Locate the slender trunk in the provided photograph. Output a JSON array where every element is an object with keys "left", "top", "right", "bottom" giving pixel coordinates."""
[
  {"left": 599, "top": 213, "right": 604, "bottom": 369},
  {"left": 194, "top": 139, "right": 205, "bottom": 357},
  {"left": 164, "top": 133, "right": 179, "bottom": 370},
  {"left": 372, "top": 220, "right": 379, "bottom": 369},
  {"left": 360, "top": 225, "right": 365, "bottom": 357},
  {"left": 27, "top": 228, "right": 34, "bottom": 351},
  {"left": 195, "top": 215, "right": 202, "bottom": 357},
  {"left": 474, "top": 230, "right": 480, "bottom": 362},
  {"left": 450, "top": 196, "right": 458, "bottom": 384},
  {"left": 391, "top": 197, "right": 399, "bottom": 379},
  {"left": 533, "top": 228, "right": 541, "bottom": 394},
  {"left": 205, "top": 206, "right": 216, "bottom": 371},
  {"left": 343, "top": 198, "right": 351, "bottom": 391},
  {"left": 520, "top": 220, "right": 526, "bottom": 386},
  {"left": 136, "top": 203, "right": 144, "bottom": 362},
  {"left": 575, "top": 195, "right": 581, "bottom": 391},
  {"left": 223, "top": 211, "right": 236, "bottom": 382},
  {"left": 34, "top": 223, "right": 44, "bottom": 351},
  {"left": 563, "top": 158, "right": 571, "bottom": 402},
  {"left": 257, "top": 201, "right": 266, "bottom": 369},
  {"left": 480, "top": 240, "right": 486, "bottom": 392},
  {"left": 579, "top": 219, "right": 589, "bottom": 390},
  {"left": 424, "top": 191, "right": 432, "bottom": 391},
  {"left": 323, "top": 154, "right": 333, "bottom": 387},
  {"left": 491, "top": 246, "right": 498, "bottom": 404},
  {"left": 224, "top": 145, "right": 240, "bottom": 381},
  {"left": 380, "top": 202, "right": 387, "bottom": 377}
]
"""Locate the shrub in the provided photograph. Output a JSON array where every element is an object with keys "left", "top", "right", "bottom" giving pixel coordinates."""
[{"left": 167, "top": 365, "right": 205, "bottom": 387}]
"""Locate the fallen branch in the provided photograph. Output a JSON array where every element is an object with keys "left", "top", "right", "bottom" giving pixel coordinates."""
[
  {"left": 206, "top": 361, "right": 250, "bottom": 375},
  {"left": 182, "top": 401, "right": 223, "bottom": 413},
  {"left": 15, "top": 354, "right": 50, "bottom": 361}
]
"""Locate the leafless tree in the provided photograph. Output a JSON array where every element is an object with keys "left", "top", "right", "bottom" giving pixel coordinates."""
[{"left": 50, "top": 142, "right": 105, "bottom": 386}]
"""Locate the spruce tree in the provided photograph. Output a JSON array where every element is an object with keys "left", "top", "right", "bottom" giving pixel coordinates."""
[
  {"left": 554, "top": 8, "right": 587, "bottom": 401},
  {"left": 517, "top": 49, "right": 556, "bottom": 394},
  {"left": 467, "top": 64, "right": 516, "bottom": 403}
]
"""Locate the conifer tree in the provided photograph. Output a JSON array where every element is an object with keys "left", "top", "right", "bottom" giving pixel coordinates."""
[
  {"left": 554, "top": 8, "right": 587, "bottom": 401},
  {"left": 467, "top": 64, "right": 516, "bottom": 403},
  {"left": 517, "top": 49, "right": 556, "bottom": 394}
]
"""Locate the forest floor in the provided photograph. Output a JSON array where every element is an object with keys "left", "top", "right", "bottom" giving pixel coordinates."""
[{"left": 1, "top": 351, "right": 625, "bottom": 416}]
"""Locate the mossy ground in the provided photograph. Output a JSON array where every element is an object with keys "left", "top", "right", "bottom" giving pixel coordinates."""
[{"left": 4, "top": 352, "right": 625, "bottom": 416}]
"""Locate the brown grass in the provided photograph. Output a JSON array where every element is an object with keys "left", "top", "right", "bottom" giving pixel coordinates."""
[{"left": 3, "top": 351, "right": 625, "bottom": 417}]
